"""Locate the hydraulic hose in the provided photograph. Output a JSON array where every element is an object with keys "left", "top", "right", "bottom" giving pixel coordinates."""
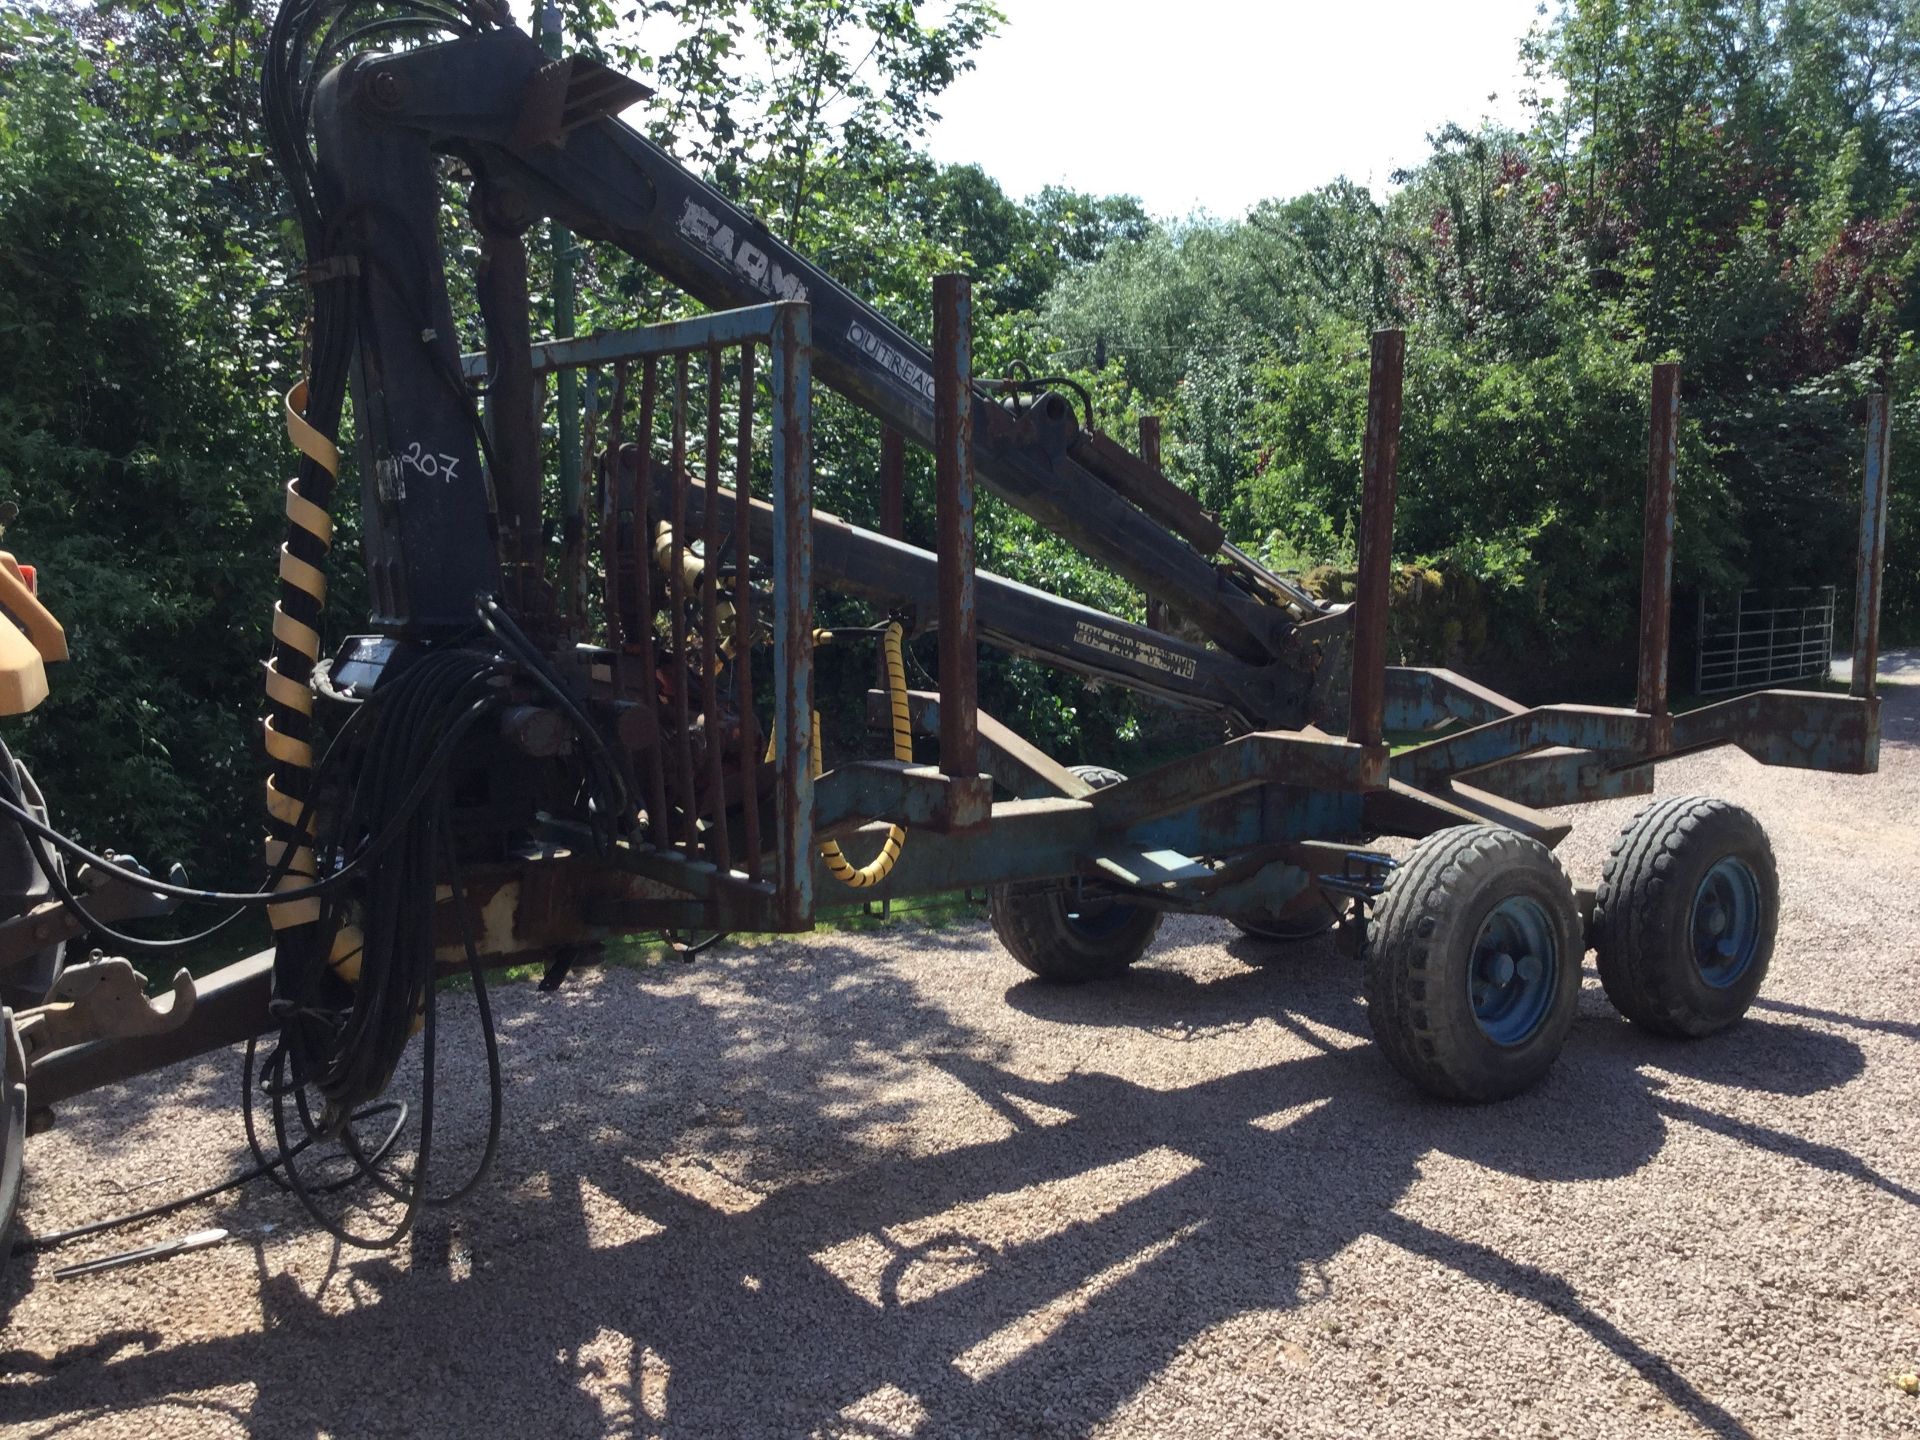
[
  {"left": 264, "top": 381, "right": 335, "bottom": 930},
  {"left": 817, "top": 621, "right": 910, "bottom": 889},
  {"left": 761, "top": 622, "right": 911, "bottom": 889},
  {"left": 266, "top": 381, "right": 362, "bottom": 979}
]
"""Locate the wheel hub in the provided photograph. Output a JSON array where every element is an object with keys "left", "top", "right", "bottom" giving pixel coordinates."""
[
  {"left": 1468, "top": 897, "right": 1557, "bottom": 1047},
  {"left": 1690, "top": 857, "right": 1761, "bottom": 988}
]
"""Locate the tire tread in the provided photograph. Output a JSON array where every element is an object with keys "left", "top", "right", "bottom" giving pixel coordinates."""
[
  {"left": 1591, "top": 796, "right": 1776, "bottom": 1037},
  {"left": 1365, "top": 825, "right": 1579, "bottom": 1102},
  {"left": 988, "top": 765, "right": 1160, "bottom": 983}
]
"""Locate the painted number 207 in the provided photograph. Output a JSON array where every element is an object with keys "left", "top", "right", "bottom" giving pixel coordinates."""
[{"left": 400, "top": 441, "right": 461, "bottom": 483}]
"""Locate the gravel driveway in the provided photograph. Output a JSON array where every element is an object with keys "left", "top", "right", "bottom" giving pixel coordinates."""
[{"left": 1, "top": 665, "right": 1916, "bottom": 1439}]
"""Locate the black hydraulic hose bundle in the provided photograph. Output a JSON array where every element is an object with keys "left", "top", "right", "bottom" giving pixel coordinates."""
[
  {"left": 246, "top": 0, "right": 520, "bottom": 1247},
  {"left": 263, "top": 641, "right": 509, "bottom": 1247}
]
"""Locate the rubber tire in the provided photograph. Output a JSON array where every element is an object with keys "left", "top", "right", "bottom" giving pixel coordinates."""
[
  {"left": 0, "top": 1007, "right": 24, "bottom": 1271},
  {"left": 1230, "top": 885, "right": 1342, "bottom": 943},
  {"left": 989, "top": 766, "right": 1162, "bottom": 983},
  {"left": 1364, "top": 825, "right": 1582, "bottom": 1102},
  {"left": 1591, "top": 796, "right": 1777, "bottom": 1038}
]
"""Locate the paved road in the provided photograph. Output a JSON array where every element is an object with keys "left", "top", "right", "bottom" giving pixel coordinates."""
[{"left": 1, "top": 663, "right": 1916, "bottom": 1438}]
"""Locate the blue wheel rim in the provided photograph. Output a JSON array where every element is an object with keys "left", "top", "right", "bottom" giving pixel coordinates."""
[
  {"left": 1690, "top": 857, "right": 1761, "bottom": 988},
  {"left": 1469, "top": 896, "right": 1558, "bottom": 1046}
]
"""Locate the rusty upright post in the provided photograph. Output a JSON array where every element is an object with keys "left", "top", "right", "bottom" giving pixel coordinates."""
[
  {"left": 933, "top": 273, "right": 978, "bottom": 779},
  {"left": 1637, "top": 362, "right": 1680, "bottom": 725},
  {"left": 700, "top": 347, "right": 731, "bottom": 872},
  {"left": 567, "top": 369, "right": 597, "bottom": 632},
  {"left": 734, "top": 345, "right": 761, "bottom": 882},
  {"left": 1851, "top": 394, "right": 1892, "bottom": 700},
  {"left": 599, "top": 362, "right": 629, "bottom": 694},
  {"left": 769, "top": 303, "right": 814, "bottom": 927},
  {"left": 475, "top": 217, "right": 542, "bottom": 613},
  {"left": 1139, "top": 415, "right": 1170, "bottom": 634},
  {"left": 1348, "top": 329, "right": 1404, "bottom": 751},
  {"left": 668, "top": 355, "right": 698, "bottom": 855},
  {"left": 879, "top": 427, "right": 905, "bottom": 541},
  {"left": 876, "top": 425, "right": 906, "bottom": 692}
]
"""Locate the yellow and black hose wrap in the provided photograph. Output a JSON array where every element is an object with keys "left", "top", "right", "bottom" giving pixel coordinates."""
[
  {"left": 265, "top": 383, "right": 365, "bottom": 978},
  {"left": 263, "top": 381, "right": 336, "bottom": 932},
  {"left": 816, "top": 622, "right": 910, "bottom": 889},
  {"left": 760, "top": 622, "right": 912, "bottom": 888}
]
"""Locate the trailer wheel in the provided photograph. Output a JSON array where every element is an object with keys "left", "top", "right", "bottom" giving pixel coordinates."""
[
  {"left": 1591, "top": 796, "right": 1777, "bottom": 1037},
  {"left": 1364, "top": 825, "right": 1582, "bottom": 1102},
  {"left": 989, "top": 766, "right": 1161, "bottom": 983}
]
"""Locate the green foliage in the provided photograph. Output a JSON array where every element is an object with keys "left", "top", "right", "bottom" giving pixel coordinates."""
[
  {"left": 0, "top": 13, "right": 290, "bottom": 884},
  {"left": 1039, "top": 0, "right": 1920, "bottom": 671},
  {"left": 1247, "top": 316, "right": 1735, "bottom": 663}
]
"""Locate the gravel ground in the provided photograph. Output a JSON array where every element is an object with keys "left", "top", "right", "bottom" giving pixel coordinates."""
[{"left": 1, "top": 663, "right": 1916, "bottom": 1440}]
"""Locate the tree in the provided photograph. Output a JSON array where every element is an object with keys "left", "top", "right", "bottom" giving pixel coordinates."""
[{"left": 0, "top": 13, "right": 289, "bottom": 895}]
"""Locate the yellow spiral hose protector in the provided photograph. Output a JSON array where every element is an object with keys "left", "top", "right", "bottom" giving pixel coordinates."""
[
  {"left": 268, "top": 382, "right": 362, "bottom": 980},
  {"left": 763, "top": 622, "right": 911, "bottom": 889}
]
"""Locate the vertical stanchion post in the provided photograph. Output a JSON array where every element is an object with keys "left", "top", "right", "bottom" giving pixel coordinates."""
[
  {"left": 1852, "top": 394, "right": 1892, "bottom": 700},
  {"left": 933, "top": 274, "right": 978, "bottom": 779},
  {"left": 1348, "top": 329, "right": 1404, "bottom": 752},
  {"left": 537, "top": 4, "right": 581, "bottom": 538},
  {"left": 734, "top": 346, "right": 762, "bottom": 882},
  {"left": 876, "top": 425, "right": 906, "bottom": 693},
  {"left": 630, "top": 361, "right": 670, "bottom": 843},
  {"left": 879, "top": 427, "right": 905, "bottom": 541},
  {"left": 669, "top": 356, "right": 698, "bottom": 856},
  {"left": 567, "top": 368, "right": 597, "bottom": 631},
  {"left": 600, "top": 363, "right": 629, "bottom": 693},
  {"left": 770, "top": 303, "right": 814, "bottom": 927},
  {"left": 1637, "top": 362, "right": 1680, "bottom": 734},
  {"left": 700, "top": 348, "right": 731, "bottom": 872},
  {"left": 1139, "top": 414, "right": 1170, "bottom": 634}
]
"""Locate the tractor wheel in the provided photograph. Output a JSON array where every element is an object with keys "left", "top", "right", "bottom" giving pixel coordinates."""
[
  {"left": 1230, "top": 885, "right": 1344, "bottom": 944},
  {"left": 988, "top": 766, "right": 1161, "bottom": 983},
  {"left": 0, "top": 1006, "right": 24, "bottom": 1268},
  {"left": 1365, "top": 825, "right": 1582, "bottom": 1102},
  {"left": 1591, "top": 796, "right": 1777, "bottom": 1037}
]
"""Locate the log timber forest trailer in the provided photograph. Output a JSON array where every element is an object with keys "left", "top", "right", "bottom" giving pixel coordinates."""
[{"left": 0, "top": 2, "right": 1893, "bottom": 1253}]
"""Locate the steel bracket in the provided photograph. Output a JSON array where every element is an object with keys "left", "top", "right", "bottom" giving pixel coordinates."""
[{"left": 15, "top": 958, "right": 197, "bottom": 1063}]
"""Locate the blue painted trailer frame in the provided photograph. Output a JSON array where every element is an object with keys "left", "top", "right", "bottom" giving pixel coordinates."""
[{"left": 448, "top": 304, "right": 1889, "bottom": 942}]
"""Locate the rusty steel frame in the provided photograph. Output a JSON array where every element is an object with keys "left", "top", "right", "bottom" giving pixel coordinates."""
[
  {"left": 1854, "top": 394, "right": 1893, "bottom": 703},
  {"left": 932, "top": 274, "right": 979, "bottom": 782},
  {"left": 495, "top": 298, "right": 816, "bottom": 920},
  {"left": 11, "top": 23, "right": 1898, "bottom": 1167},
  {"left": 1348, "top": 329, "right": 1404, "bottom": 754},
  {"left": 1637, "top": 362, "right": 1680, "bottom": 739},
  {"left": 25, "top": 311, "right": 1894, "bottom": 1109}
]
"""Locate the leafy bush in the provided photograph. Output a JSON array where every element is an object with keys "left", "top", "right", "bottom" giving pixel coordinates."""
[
  {"left": 1244, "top": 317, "right": 1740, "bottom": 672},
  {"left": 0, "top": 22, "right": 287, "bottom": 887}
]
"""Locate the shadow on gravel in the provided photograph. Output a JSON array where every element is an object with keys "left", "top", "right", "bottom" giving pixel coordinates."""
[
  {"left": 0, "top": 925, "right": 1879, "bottom": 1440},
  {"left": 1753, "top": 993, "right": 1920, "bottom": 1041}
]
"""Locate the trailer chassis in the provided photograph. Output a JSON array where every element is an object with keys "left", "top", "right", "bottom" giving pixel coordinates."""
[{"left": 4, "top": 16, "right": 1892, "bottom": 1142}]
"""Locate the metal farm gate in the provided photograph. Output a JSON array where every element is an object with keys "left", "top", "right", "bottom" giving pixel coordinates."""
[{"left": 1695, "top": 587, "right": 1836, "bottom": 694}]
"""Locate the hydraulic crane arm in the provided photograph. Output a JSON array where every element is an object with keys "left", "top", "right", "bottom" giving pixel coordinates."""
[{"left": 310, "top": 26, "right": 1333, "bottom": 688}]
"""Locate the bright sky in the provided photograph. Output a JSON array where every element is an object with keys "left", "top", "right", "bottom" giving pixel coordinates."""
[{"left": 924, "top": 0, "right": 1551, "bottom": 219}]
